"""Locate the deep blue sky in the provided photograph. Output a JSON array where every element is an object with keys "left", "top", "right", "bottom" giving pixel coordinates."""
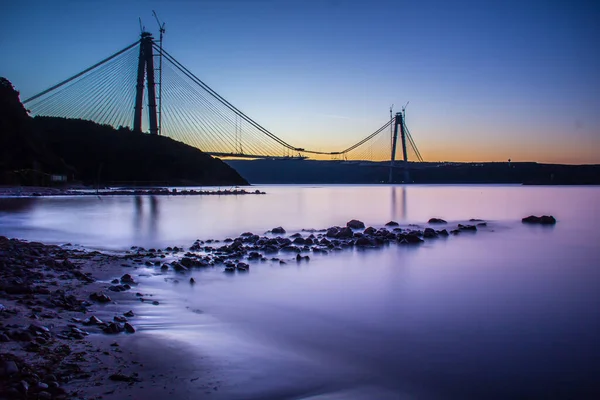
[{"left": 2, "top": 0, "right": 599, "bottom": 163}]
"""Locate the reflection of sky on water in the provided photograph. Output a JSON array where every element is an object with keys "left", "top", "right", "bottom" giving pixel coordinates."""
[{"left": 0, "top": 185, "right": 598, "bottom": 250}]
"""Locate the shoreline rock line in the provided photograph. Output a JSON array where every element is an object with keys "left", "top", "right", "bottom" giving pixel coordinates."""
[{"left": 1, "top": 214, "right": 554, "bottom": 398}]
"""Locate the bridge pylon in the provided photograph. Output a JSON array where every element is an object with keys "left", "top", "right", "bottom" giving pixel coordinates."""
[
  {"left": 133, "top": 32, "right": 159, "bottom": 135},
  {"left": 388, "top": 112, "right": 410, "bottom": 183}
]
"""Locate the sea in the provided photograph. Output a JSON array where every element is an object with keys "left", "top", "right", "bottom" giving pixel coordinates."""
[{"left": 1, "top": 184, "right": 599, "bottom": 399}]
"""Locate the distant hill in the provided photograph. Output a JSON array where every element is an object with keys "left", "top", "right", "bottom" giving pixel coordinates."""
[
  {"left": 0, "top": 77, "right": 248, "bottom": 186},
  {"left": 226, "top": 159, "right": 600, "bottom": 185}
]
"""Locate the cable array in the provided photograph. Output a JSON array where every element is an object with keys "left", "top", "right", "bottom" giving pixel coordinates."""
[
  {"left": 22, "top": 39, "right": 424, "bottom": 162},
  {"left": 25, "top": 43, "right": 141, "bottom": 130}
]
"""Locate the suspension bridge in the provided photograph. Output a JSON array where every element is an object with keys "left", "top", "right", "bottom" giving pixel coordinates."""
[{"left": 22, "top": 32, "right": 423, "bottom": 182}]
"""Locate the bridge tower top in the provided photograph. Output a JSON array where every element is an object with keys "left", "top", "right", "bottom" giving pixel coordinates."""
[{"left": 133, "top": 33, "right": 158, "bottom": 134}]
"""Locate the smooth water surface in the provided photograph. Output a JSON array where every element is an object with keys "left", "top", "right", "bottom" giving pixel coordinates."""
[{"left": 1, "top": 185, "right": 599, "bottom": 399}]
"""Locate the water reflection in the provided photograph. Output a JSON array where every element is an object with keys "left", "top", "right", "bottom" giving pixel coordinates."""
[
  {"left": 0, "top": 197, "right": 36, "bottom": 213},
  {"left": 132, "top": 196, "right": 160, "bottom": 243},
  {"left": 390, "top": 186, "right": 407, "bottom": 221}
]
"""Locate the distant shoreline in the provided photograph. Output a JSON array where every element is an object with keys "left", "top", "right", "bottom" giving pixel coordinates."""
[
  {"left": 0, "top": 186, "right": 266, "bottom": 198},
  {"left": 225, "top": 159, "right": 600, "bottom": 185}
]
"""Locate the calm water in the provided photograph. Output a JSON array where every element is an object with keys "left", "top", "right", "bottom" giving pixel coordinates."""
[{"left": 1, "top": 185, "right": 599, "bottom": 399}]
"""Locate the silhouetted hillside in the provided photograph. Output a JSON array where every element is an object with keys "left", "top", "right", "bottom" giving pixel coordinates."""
[
  {"left": 0, "top": 77, "right": 248, "bottom": 186},
  {"left": 0, "top": 78, "right": 66, "bottom": 176},
  {"left": 33, "top": 117, "right": 248, "bottom": 186},
  {"left": 226, "top": 159, "right": 600, "bottom": 185}
]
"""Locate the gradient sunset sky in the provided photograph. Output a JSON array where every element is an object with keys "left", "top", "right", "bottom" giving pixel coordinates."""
[{"left": 2, "top": 0, "right": 599, "bottom": 163}]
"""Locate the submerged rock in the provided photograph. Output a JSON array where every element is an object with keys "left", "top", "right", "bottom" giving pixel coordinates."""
[
  {"left": 385, "top": 221, "right": 399, "bottom": 227},
  {"left": 271, "top": 227, "right": 286, "bottom": 234}
]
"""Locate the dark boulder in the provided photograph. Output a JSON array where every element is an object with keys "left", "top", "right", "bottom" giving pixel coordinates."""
[
  {"left": 522, "top": 215, "right": 556, "bottom": 224},
  {"left": 271, "top": 227, "right": 286, "bottom": 234},
  {"left": 385, "top": 221, "right": 399, "bottom": 227},
  {"left": 428, "top": 218, "right": 447, "bottom": 224},
  {"left": 458, "top": 224, "right": 477, "bottom": 231},
  {"left": 399, "top": 234, "right": 424, "bottom": 244},
  {"left": 347, "top": 220, "right": 365, "bottom": 229},
  {"left": 171, "top": 262, "right": 188, "bottom": 272},
  {"left": 103, "top": 322, "right": 124, "bottom": 334},
  {"left": 423, "top": 228, "right": 437, "bottom": 238},
  {"left": 292, "top": 237, "right": 306, "bottom": 245},
  {"left": 337, "top": 227, "right": 353, "bottom": 238},
  {"left": 355, "top": 237, "right": 373, "bottom": 247},
  {"left": 363, "top": 227, "right": 377, "bottom": 235},
  {"left": 326, "top": 227, "right": 339, "bottom": 238},
  {"left": 89, "top": 292, "right": 111, "bottom": 303}
]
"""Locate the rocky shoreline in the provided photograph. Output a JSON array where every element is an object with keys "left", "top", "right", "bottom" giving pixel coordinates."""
[
  {"left": 0, "top": 237, "right": 150, "bottom": 399},
  {"left": 1, "top": 215, "right": 555, "bottom": 399},
  {"left": 0, "top": 187, "right": 265, "bottom": 198}
]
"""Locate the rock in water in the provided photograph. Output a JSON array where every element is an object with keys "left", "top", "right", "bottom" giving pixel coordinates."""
[
  {"left": 423, "top": 228, "right": 438, "bottom": 238},
  {"left": 124, "top": 323, "right": 135, "bottom": 333},
  {"left": 337, "top": 227, "right": 353, "bottom": 238},
  {"left": 385, "top": 221, "right": 399, "bottom": 227},
  {"left": 271, "top": 226, "right": 286, "bottom": 234},
  {"left": 355, "top": 237, "right": 373, "bottom": 247},
  {"left": 346, "top": 220, "right": 365, "bottom": 229},
  {"left": 120, "top": 274, "right": 135, "bottom": 283},
  {"left": 522, "top": 215, "right": 556, "bottom": 224},
  {"left": 89, "top": 292, "right": 111, "bottom": 303},
  {"left": 428, "top": 218, "right": 447, "bottom": 224},
  {"left": 103, "top": 323, "right": 124, "bottom": 334}
]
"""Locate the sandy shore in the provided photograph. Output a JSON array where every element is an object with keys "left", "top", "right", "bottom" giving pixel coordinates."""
[{"left": 0, "top": 236, "right": 195, "bottom": 400}]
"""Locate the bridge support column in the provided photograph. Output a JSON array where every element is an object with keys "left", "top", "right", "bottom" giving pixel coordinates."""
[
  {"left": 133, "top": 32, "right": 159, "bottom": 135},
  {"left": 399, "top": 113, "right": 410, "bottom": 183},
  {"left": 388, "top": 113, "right": 400, "bottom": 184},
  {"left": 388, "top": 112, "right": 410, "bottom": 183},
  {"left": 133, "top": 37, "right": 146, "bottom": 133}
]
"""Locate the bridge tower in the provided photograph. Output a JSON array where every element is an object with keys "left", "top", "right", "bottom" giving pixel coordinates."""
[
  {"left": 388, "top": 112, "right": 410, "bottom": 183},
  {"left": 133, "top": 32, "right": 159, "bottom": 135}
]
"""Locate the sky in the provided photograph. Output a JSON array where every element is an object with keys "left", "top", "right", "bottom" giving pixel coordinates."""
[{"left": 1, "top": 0, "right": 599, "bottom": 163}]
